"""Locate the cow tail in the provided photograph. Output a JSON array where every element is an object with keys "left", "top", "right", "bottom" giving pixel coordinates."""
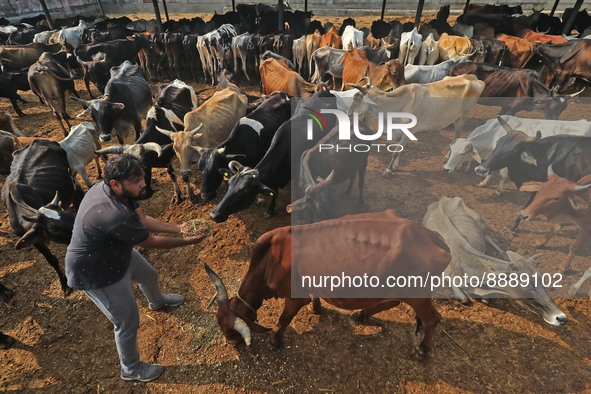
[{"left": 309, "top": 54, "right": 317, "bottom": 83}]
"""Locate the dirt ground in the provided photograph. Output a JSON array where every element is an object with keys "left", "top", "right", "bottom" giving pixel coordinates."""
[{"left": 1, "top": 12, "right": 591, "bottom": 393}]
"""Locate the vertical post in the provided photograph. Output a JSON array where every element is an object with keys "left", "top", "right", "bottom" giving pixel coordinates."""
[
  {"left": 152, "top": 0, "right": 163, "bottom": 32},
  {"left": 96, "top": 0, "right": 105, "bottom": 17},
  {"left": 549, "top": 0, "right": 560, "bottom": 17},
  {"left": 232, "top": 0, "right": 236, "bottom": 12},
  {"left": 562, "top": 0, "right": 583, "bottom": 35},
  {"left": 463, "top": 0, "right": 471, "bottom": 14},
  {"left": 38, "top": 0, "right": 55, "bottom": 29},
  {"left": 414, "top": 0, "right": 425, "bottom": 29},
  {"left": 161, "top": 0, "right": 170, "bottom": 22},
  {"left": 381, "top": 0, "right": 386, "bottom": 21},
  {"left": 278, "top": 0, "right": 283, "bottom": 32},
  {"left": 304, "top": 0, "right": 308, "bottom": 13}
]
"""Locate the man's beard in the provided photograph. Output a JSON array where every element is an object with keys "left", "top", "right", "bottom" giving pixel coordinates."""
[{"left": 121, "top": 184, "right": 149, "bottom": 201}]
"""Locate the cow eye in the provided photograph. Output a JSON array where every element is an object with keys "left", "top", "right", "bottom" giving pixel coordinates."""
[{"left": 553, "top": 196, "right": 561, "bottom": 201}]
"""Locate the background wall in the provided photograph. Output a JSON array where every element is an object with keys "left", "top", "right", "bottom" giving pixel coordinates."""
[{"left": 0, "top": 0, "right": 580, "bottom": 21}]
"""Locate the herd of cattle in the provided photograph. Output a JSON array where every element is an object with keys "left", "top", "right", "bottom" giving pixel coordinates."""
[{"left": 2, "top": 3, "right": 591, "bottom": 359}]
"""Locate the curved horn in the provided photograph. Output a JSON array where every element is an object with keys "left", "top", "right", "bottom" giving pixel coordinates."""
[
  {"left": 229, "top": 160, "right": 244, "bottom": 173},
  {"left": 346, "top": 82, "right": 363, "bottom": 90},
  {"left": 76, "top": 55, "right": 87, "bottom": 68},
  {"left": 233, "top": 317, "right": 252, "bottom": 346},
  {"left": 189, "top": 123, "right": 203, "bottom": 137},
  {"left": 204, "top": 263, "right": 228, "bottom": 302},
  {"left": 359, "top": 76, "right": 372, "bottom": 88},
  {"left": 95, "top": 146, "right": 122, "bottom": 155},
  {"left": 155, "top": 126, "right": 175, "bottom": 139},
  {"left": 536, "top": 26, "right": 551, "bottom": 34},
  {"left": 142, "top": 142, "right": 163, "bottom": 157},
  {"left": 99, "top": 94, "right": 110, "bottom": 102},
  {"left": 70, "top": 96, "right": 90, "bottom": 106},
  {"left": 567, "top": 87, "right": 586, "bottom": 97},
  {"left": 547, "top": 164, "right": 555, "bottom": 177},
  {"left": 324, "top": 169, "right": 335, "bottom": 183},
  {"left": 574, "top": 183, "right": 591, "bottom": 192},
  {"left": 49, "top": 191, "right": 60, "bottom": 207},
  {"left": 497, "top": 116, "right": 518, "bottom": 134}
]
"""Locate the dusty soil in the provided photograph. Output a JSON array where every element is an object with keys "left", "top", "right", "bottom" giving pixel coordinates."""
[{"left": 1, "top": 13, "right": 591, "bottom": 393}]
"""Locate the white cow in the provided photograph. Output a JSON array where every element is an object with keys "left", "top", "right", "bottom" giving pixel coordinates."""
[
  {"left": 232, "top": 32, "right": 252, "bottom": 81},
  {"left": 423, "top": 197, "right": 568, "bottom": 326},
  {"left": 292, "top": 35, "right": 307, "bottom": 75},
  {"left": 33, "top": 29, "right": 58, "bottom": 44},
  {"left": 398, "top": 27, "right": 422, "bottom": 66},
  {"left": 341, "top": 25, "right": 364, "bottom": 50},
  {"left": 57, "top": 20, "right": 89, "bottom": 49},
  {"left": 58, "top": 122, "right": 102, "bottom": 188},
  {"left": 443, "top": 115, "right": 591, "bottom": 194},
  {"left": 405, "top": 56, "right": 469, "bottom": 84},
  {"left": 418, "top": 33, "right": 439, "bottom": 65}
]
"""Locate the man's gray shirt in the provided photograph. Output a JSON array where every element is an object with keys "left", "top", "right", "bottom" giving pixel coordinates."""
[{"left": 65, "top": 181, "right": 149, "bottom": 290}]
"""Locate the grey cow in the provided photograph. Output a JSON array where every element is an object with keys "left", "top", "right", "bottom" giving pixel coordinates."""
[{"left": 422, "top": 196, "right": 567, "bottom": 326}]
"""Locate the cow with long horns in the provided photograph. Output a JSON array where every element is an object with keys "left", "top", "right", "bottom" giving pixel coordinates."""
[{"left": 205, "top": 209, "right": 452, "bottom": 359}]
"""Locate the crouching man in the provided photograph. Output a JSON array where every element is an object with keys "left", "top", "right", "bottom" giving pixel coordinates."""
[{"left": 65, "top": 154, "right": 204, "bottom": 382}]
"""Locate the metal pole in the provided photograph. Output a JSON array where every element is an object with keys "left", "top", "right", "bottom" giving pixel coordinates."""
[
  {"left": 161, "top": 0, "right": 170, "bottom": 22},
  {"left": 38, "top": 0, "right": 55, "bottom": 29},
  {"left": 549, "top": 0, "right": 560, "bottom": 17},
  {"left": 96, "top": 0, "right": 105, "bottom": 17},
  {"left": 278, "top": 0, "right": 283, "bottom": 32},
  {"left": 232, "top": 0, "right": 235, "bottom": 12},
  {"left": 304, "top": 0, "right": 307, "bottom": 13},
  {"left": 152, "top": 0, "right": 163, "bottom": 33},
  {"left": 381, "top": 0, "right": 386, "bottom": 21},
  {"left": 562, "top": 0, "right": 583, "bottom": 35},
  {"left": 463, "top": 0, "right": 471, "bottom": 14},
  {"left": 414, "top": 0, "right": 425, "bottom": 28}
]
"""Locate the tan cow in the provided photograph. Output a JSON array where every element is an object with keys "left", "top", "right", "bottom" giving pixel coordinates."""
[
  {"left": 156, "top": 86, "right": 248, "bottom": 200},
  {"left": 496, "top": 34, "right": 535, "bottom": 68},
  {"left": 342, "top": 48, "right": 405, "bottom": 91},
  {"left": 259, "top": 58, "right": 324, "bottom": 97},
  {"left": 438, "top": 33, "right": 473, "bottom": 61},
  {"left": 319, "top": 26, "right": 341, "bottom": 49},
  {"left": 349, "top": 74, "right": 485, "bottom": 176},
  {"left": 305, "top": 30, "right": 322, "bottom": 69}
]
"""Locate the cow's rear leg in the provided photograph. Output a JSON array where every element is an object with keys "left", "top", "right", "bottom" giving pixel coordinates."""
[
  {"left": 536, "top": 224, "right": 562, "bottom": 247},
  {"left": 10, "top": 98, "right": 24, "bottom": 116},
  {"left": 34, "top": 242, "right": 71, "bottom": 296},
  {"left": 352, "top": 300, "right": 401, "bottom": 321},
  {"left": 404, "top": 298, "right": 441, "bottom": 360},
  {"left": 264, "top": 193, "right": 278, "bottom": 218},
  {"left": 271, "top": 298, "right": 309, "bottom": 347},
  {"left": 559, "top": 230, "right": 589, "bottom": 271},
  {"left": 384, "top": 136, "right": 408, "bottom": 177},
  {"left": 0, "top": 332, "right": 15, "bottom": 349}
]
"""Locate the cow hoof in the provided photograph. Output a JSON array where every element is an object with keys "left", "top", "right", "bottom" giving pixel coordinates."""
[
  {"left": 264, "top": 211, "right": 274, "bottom": 218},
  {"left": 269, "top": 337, "right": 282, "bottom": 349},
  {"left": 492, "top": 192, "right": 503, "bottom": 199},
  {"left": 0, "top": 335, "right": 15, "bottom": 349},
  {"left": 352, "top": 311, "right": 367, "bottom": 322},
  {"left": 383, "top": 170, "right": 393, "bottom": 178},
  {"left": 170, "top": 195, "right": 183, "bottom": 204},
  {"left": 62, "top": 286, "right": 73, "bottom": 297},
  {"left": 411, "top": 346, "right": 428, "bottom": 361}
]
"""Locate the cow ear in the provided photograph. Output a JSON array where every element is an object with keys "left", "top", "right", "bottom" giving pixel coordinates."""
[
  {"left": 76, "top": 108, "right": 90, "bottom": 118},
  {"left": 21, "top": 214, "right": 39, "bottom": 223},
  {"left": 190, "top": 145, "right": 206, "bottom": 155},
  {"left": 519, "top": 181, "right": 542, "bottom": 192},
  {"left": 568, "top": 196, "right": 589, "bottom": 211},
  {"left": 471, "top": 147, "right": 482, "bottom": 164},
  {"left": 15, "top": 227, "right": 41, "bottom": 250},
  {"left": 260, "top": 185, "right": 275, "bottom": 197},
  {"left": 520, "top": 151, "right": 538, "bottom": 166}
]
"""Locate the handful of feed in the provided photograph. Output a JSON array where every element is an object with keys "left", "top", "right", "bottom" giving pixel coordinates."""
[{"left": 180, "top": 219, "right": 212, "bottom": 237}]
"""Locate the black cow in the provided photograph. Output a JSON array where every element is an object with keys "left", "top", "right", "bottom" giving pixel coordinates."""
[
  {"left": 273, "top": 31, "right": 295, "bottom": 61},
  {"left": 97, "top": 80, "right": 197, "bottom": 202},
  {"left": 210, "top": 90, "right": 338, "bottom": 222},
  {"left": 2, "top": 68, "right": 30, "bottom": 92},
  {"left": 8, "top": 25, "right": 49, "bottom": 45},
  {"left": 196, "top": 92, "right": 292, "bottom": 201},
  {"left": 371, "top": 20, "right": 392, "bottom": 39},
  {"left": 72, "top": 61, "right": 152, "bottom": 143},
  {"left": 0, "top": 75, "right": 26, "bottom": 116},
  {"left": 74, "top": 34, "right": 153, "bottom": 66},
  {"left": 77, "top": 53, "right": 112, "bottom": 98},
  {"left": 479, "top": 37, "right": 509, "bottom": 66},
  {"left": 1, "top": 140, "right": 82, "bottom": 296},
  {"left": 288, "top": 121, "right": 370, "bottom": 224},
  {"left": 475, "top": 117, "right": 591, "bottom": 230}
]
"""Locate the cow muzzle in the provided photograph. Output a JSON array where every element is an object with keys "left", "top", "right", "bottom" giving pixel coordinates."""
[
  {"left": 99, "top": 133, "right": 112, "bottom": 143},
  {"left": 474, "top": 165, "right": 489, "bottom": 177},
  {"left": 519, "top": 211, "right": 530, "bottom": 221},
  {"left": 201, "top": 191, "right": 216, "bottom": 201},
  {"left": 180, "top": 170, "right": 191, "bottom": 182},
  {"left": 210, "top": 209, "right": 228, "bottom": 223}
]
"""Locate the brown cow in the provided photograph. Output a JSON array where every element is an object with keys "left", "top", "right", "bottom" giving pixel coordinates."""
[
  {"left": 319, "top": 26, "right": 342, "bottom": 49},
  {"left": 364, "top": 33, "right": 383, "bottom": 49},
  {"left": 496, "top": 34, "right": 535, "bottom": 68},
  {"left": 520, "top": 169, "right": 591, "bottom": 272},
  {"left": 206, "top": 209, "right": 451, "bottom": 359},
  {"left": 342, "top": 48, "right": 405, "bottom": 91},
  {"left": 518, "top": 29, "right": 568, "bottom": 45},
  {"left": 259, "top": 58, "right": 324, "bottom": 97},
  {"left": 305, "top": 30, "right": 322, "bottom": 68}
]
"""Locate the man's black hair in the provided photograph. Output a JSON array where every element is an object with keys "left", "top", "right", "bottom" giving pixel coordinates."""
[{"left": 104, "top": 154, "right": 144, "bottom": 185}]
